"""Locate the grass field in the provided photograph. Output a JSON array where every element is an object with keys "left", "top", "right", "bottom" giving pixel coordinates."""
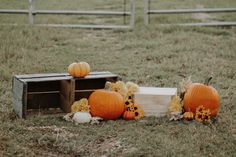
[{"left": 0, "top": 0, "right": 236, "bottom": 156}]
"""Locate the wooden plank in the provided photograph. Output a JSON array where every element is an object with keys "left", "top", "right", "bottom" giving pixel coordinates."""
[
  {"left": 22, "top": 83, "right": 27, "bottom": 118},
  {"left": 130, "top": 0, "right": 135, "bottom": 28},
  {"left": 15, "top": 73, "right": 70, "bottom": 79},
  {"left": 173, "top": 22, "right": 236, "bottom": 27},
  {"left": 144, "top": 0, "right": 149, "bottom": 25},
  {"left": 28, "top": 91, "right": 59, "bottom": 95},
  {"left": 12, "top": 77, "right": 24, "bottom": 118},
  {"left": 0, "top": 23, "right": 132, "bottom": 30},
  {"left": 12, "top": 77, "right": 24, "bottom": 99},
  {"left": 75, "top": 74, "right": 118, "bottom": 80},
  {"left": 135, "top": 87, "right": 177, "bottom": 96},
  {"left": 15, "top": 72, "right": 114, "bottom": 79},
  {"left": 20, "top": 74, "right": 117, "bottom": 82},
  {"left": 13, "top": 96, "right": 23, "bottom": 118},
  {"left": 0, "top": 9, "right": 29, "bottom": 14},
  {"left": 60, "top": 80, "right": 75, "bottom": 113},
  {"left": 149, "top": 8, "right": 236, "bottom": 14},
  {"left": 35, "top": 24, "right": 132, "bottom": 29},
  {"left": 27, "top": 93, "right": 60, "bottom": 109},
  {"left": 34, "top": 10, "right": 131, "bottom": 16},
  {"left": 29, "top": 0, "right": 35, "bottom": 25},
  {"left": 21, "top": 76, "right": 72, "bottom": 82}
]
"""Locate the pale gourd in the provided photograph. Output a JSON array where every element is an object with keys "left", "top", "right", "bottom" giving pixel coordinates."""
[{"left": 72, "top": 112, "right": 92, "bottom": 124}]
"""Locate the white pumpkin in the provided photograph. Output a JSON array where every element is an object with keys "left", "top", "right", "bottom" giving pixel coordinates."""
[{"left": 72, "top": 112, "right": 92, "bottom": 124}]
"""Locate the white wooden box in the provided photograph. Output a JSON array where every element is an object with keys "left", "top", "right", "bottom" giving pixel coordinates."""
[{"left": 134, "top": 87, "right": 177, "bottom": 117}]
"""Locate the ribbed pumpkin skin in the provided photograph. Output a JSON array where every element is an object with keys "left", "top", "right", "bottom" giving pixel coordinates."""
[
  {"left": 68, "top": 62, "right": 90, "bottom": 77},
  {"left": 89, "top": 90, "right": 125, "bottom": 120},
  {"left": 184, "top": 83, "right": 220, "bottom": 117},
  {"left": 123, "top": 111, "right": 135, "bottom": 120}
]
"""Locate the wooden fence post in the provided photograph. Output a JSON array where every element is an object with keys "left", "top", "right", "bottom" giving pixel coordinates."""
[
  {"left": 144, "top": 0, "right": 149, "bottom": 26},
  {"left": 29, "top": 0, "right": 35, "bottom": 25},
  {"left": 130, "top": 0, "right": 135, "bottom": 28}
]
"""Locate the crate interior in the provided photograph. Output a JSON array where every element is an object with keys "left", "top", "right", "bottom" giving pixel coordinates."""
[
  {"left": 27, "top": 81, "right": 62, "bottom": 110},
  {"left": 75, "top": 78, "right": 107, "bottom": 90}
]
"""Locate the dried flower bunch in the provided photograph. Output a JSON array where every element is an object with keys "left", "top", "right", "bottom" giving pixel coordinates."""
[
  {"left": 169, "top": 96, "right": 182, "bottom": 113},
  {"left": 71, "top": 98, "right": 90, "bottom": 113},
  {"left": 195, "top": 105, "right": 211, "bottom": 123}
]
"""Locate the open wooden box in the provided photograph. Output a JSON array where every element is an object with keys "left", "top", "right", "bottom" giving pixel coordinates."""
[
  {"left": 12, "top": 72, "right": 119, "bottom": 118},
  {"left": 134, "top": 87, "right": 177, "bottom": 117}
]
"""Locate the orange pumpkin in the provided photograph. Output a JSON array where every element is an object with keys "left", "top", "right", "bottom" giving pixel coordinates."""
[
  {"left": 68, "top": 62, "right": 90, "bottom": 77},
  {"left": 184, "top": 77, "right": 220, "bottom": 117},
  {"left": 88, "top": 90, "right": 125, "bottom": 120},
  {"left": 183, "top": 112, "right": 194, "bottom": 121},
  {"left": 123, "top": 110, "right": 135, "bottom": 121}
]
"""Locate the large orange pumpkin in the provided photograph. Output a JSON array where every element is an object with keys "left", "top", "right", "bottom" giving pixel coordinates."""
[
  {"left": 183, "top": 77, "right": 220, "bottom": 117},
  {"left": 68, "top": 62, "right": 90, "bottom": 77},
  {"left": 88, "top": 90, "right": 125, "bottom": 120}
]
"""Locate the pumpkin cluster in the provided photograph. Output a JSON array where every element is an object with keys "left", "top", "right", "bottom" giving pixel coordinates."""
[
  {"left": 169, "top": 77, "right": 220, "bottom": 123},
  {"left": 106, "top": 81, "right": 144, "bottom": 121},
  {"left": 69, "top": 81, "right": 144, "bottom": 122},
  {"left": 124, "top": 94, "right": 144, "bottom": 120}
]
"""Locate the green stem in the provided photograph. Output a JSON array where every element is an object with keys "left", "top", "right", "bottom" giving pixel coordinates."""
[{"left": 204, "top": 76, "right": 213, "bottom": 85}]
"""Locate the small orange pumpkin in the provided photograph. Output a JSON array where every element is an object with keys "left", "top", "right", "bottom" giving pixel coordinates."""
[
  {"left": 68, "top": 62, "right": 90, "bottom": 77},
  {"left": 184, "top": 77, "right": 220, "bottom": 117},
  {"left": 88, "top": 90, "right": 125, "bottom": 120},
  {"left": 123, "top": 110, "right": 135, "bottom": 121},
  {"left": 183, "top": 112, "right": 194, "bottom": 121}
]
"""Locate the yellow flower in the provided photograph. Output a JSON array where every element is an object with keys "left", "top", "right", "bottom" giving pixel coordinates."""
[
  {"left": 195, "top": 105, "right": 211, "bottom": 123},
  {"left": 133, "top": 104, "right": 141, "bottom": 111},
  {"left": 126, "top": 105, "right": 135, "bottom": 112},
  {"left": 134, "top": 109, "right": 144, "bottom": 120},
  {"left": 169, "top": 96, "right": 182, "bottom": 113}
]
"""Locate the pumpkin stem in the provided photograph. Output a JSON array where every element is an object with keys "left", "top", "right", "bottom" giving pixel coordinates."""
[{"left": 204, "top": 76, "right": 213, "bottom": 86}]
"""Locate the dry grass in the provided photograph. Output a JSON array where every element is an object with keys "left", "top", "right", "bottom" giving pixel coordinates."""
[{"left": 0, "top": 0, "right": 236, "bottom": 156}]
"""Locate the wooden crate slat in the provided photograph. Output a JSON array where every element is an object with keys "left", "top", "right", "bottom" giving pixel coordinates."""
[
  {"left": 27, "top": 93, "right": 60, "bottom": 109},
  {"left": 15, "top": 73, "right": 70, "bottom": 79},
  {"left": 75, "top": 74, "right": 118, "bottom": 80},
  {"left": 15, "top": 71, "right": 113, "bottom": 79},
  {"left": 13, "top": 96, "right": 23, "bottom": 118},
  {"left": 12, "top": 78, "right": 25, "bottom": 118},
  {"left": 60, "top": 80, "right": 75, "bottom": 113},
  {"left": 21, "top": 76, "right": 72, "bottom": 82},
  {"left": 18, "top": 72, "right": 116, "bottom": 82}
]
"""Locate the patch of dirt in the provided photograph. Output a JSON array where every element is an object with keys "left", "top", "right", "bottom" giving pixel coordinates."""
[
  {"left": 26, "top": 125, "right": 77, "bottom": 138},
  {"left": 193, "top": 5, "right": 214, "bottom": 22},
  {"left": 75, "top": 136, "right": 133, "bottom": 156}
]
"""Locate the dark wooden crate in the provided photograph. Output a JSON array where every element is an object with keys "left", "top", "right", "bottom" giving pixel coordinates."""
[{"left": 12, "top": 72, "right": 119, "bottom": 118}]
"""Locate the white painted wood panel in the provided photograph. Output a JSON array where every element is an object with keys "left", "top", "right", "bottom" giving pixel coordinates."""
[{"left": 134, "top": 87, "right": 177, "bottom": 117}]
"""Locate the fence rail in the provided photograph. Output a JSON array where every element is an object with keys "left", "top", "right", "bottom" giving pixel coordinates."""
[
  {"left": 0, "top": 0, "right": 135, "bottom": 29},
  {"left": 144, "top": 0, "right": 236, "bottom": 27},
  {"left": 0, "top": 9, "right": 131, "bottom": 16}
]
